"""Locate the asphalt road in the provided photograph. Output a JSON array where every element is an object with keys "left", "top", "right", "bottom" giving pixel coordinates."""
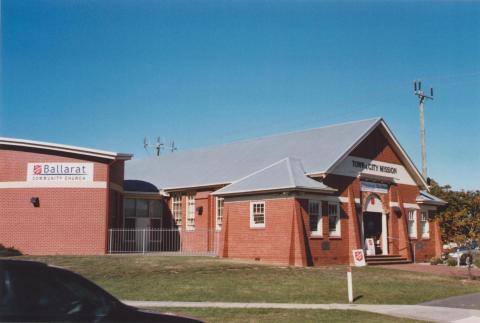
[{"left": 421, "top": 293, "right": 480, "bottom": 310}]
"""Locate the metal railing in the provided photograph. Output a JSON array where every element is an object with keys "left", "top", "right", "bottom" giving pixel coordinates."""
[{"left": 108, "top": 228, "right": 220, "bottom": 256}]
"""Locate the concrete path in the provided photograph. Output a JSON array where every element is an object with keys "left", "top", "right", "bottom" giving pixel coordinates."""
[
  {"left": 421, "top": 293, "right": 480, "bottom": 310},
  {"left": 123, "top": 300, "right": 480, "bottom": 322}
]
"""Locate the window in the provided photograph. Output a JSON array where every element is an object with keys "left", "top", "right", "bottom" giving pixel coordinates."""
[
  {"left": 124, "top": 198, "right": 136, "bottom": 218},
  {"left": 136, "top": 199, "right": 149, "bottom": 217},
  {"left": 124, "top": 199, "right": 162, "bottom": 218},
  {"left": 328, "top": 203, "right": 341, "bottom": 237},
  {"left": 421, "top": 211, "right": 430, "bottom": 239},
  {"left": 172, "top": 194, "right": 182, "bottom": 226},
  {"left": 308, "top": 201, "right": 322, "bottom": 236},
  {"left": 408, "top": 209, "right": 417, "bottom": 239},
  {"left": 216, "top": 197, "right": 224, "bottom": 231},
  {"left": 186, "top": 194, "right": 195, "bottom": 231},
  {"left": 250, "top": 201, "right": 265, "bottom": 228}
]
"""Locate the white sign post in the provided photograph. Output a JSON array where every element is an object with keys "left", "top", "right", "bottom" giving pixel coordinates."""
[
  {"left": 352, "top": 249, "right": 366, "bottom": 267},
  {"left": 347, "top": 266, "right": 353, "bottom": 304}
]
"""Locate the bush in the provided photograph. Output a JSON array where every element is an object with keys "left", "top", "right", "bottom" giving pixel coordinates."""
[
  {"left": 0, "top": 244, "right": 22, "bottom": 257},
  {"left": 447, "top": 258, "right": 458, "bottom": 266},
  {"left": 430, "top": 257, "right": 443, "bottom": 265}
]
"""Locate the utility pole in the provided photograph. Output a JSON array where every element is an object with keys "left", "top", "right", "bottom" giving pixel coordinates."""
[{"left": 413, "top": 80, "right": 434, "bottom": 180}]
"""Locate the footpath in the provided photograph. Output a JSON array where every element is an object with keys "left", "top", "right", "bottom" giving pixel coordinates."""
[{"left": 123, "top": 300, "right": 480, "bottom": 323}]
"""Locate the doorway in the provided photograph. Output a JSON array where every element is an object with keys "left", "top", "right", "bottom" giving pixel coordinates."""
[{"left": 363, "top": 212, "right": 383, "bottom": 255}]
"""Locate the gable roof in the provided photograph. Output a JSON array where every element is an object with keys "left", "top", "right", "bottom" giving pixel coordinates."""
[
  {"left": 212, "top": 157, "right": 336, "bottom": 196},
  {"left": 125, "top": 117, "right": 381, "bottom": 191},
  {"left": 417, "top": 190, "right": 447, "bottom": 206},
  {"left": 0, "top": 137, "right": 132, "bottom": 160},
  {"left": 125, "top": 117, "right": 427, "bottom": 192}
]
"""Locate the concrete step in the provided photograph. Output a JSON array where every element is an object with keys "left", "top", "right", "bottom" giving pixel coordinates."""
[
  {"left": 367, "top": 260, "right": 412, "bottom": 266},
  {"left": 366, "top": 254, "right": 411, "bottom": 266}
]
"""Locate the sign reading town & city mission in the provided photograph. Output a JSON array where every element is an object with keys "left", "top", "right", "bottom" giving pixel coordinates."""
[
  {"left": 27, "top": 163, "right": 94, "bottom": 182},
  {"left": 332, "top": 156, "right": 416, "bottom": 185}
]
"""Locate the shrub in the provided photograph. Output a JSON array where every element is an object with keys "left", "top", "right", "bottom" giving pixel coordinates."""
[
  {"left": 0, "top": 244, "right": 22, "bottom": 257},
  {"left": 430, "top": 257, "right": 443, "bottom": 265},
  {"left": 447, "top": 258, "right": 458, "bottom": 266}
]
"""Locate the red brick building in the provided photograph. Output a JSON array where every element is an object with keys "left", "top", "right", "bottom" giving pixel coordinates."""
[
  {"left": 1, "top": 118, "right": 446, "bottom": 265},
  {"left": 125, "top": 118, "right": 446, "bottom": 265},
  {"left": 0, "top": 138, "right": 131, "bottom": 255}
]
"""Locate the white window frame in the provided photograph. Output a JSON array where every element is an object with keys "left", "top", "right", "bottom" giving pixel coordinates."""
[
  {"left": 216, "top": 197, "right": 224, "bottom": 231},
  {"left": 186, "top": 194, "right": 195, "bottom": 231},
  {"left": 250, "top": 201, "right": 265, "bottom": 228},
  {"left": 172, "top": 194, "right": 182, "bottom": 227},
  {"left": 408, "top": 209, "right": 417, "bottom": 239},
  {"left": 308, "top": 200, "right": 322, "bottom": 237},
  {"left": 328, "top": 203, "right": 341, "bottom": 237},
  {"left": 420, "top": 210, "right": 430, "bottom": 239}
]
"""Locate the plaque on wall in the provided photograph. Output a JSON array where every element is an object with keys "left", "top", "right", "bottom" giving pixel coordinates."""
[{"left": 321, "top": 241, "right": 330, "bottom": 251}]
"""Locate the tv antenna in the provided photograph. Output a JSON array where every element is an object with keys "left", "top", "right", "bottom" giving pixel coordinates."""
[
  {"left": 413, "top": 80, "right": 434, "bottom": 180},
  {"left": 143, "top": 137, "right": 177, "bottom": 156}
]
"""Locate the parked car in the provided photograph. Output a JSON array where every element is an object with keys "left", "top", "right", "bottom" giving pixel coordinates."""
[
  {"left": 0, "top": 259, "right": 202, "bottom": 322},
  {"left": 448, "top": 246, "right": 478, "bottom": 266}
]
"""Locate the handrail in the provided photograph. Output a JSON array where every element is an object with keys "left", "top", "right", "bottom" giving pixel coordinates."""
[{"left": 386, "top": 236, "right": 418, "bottom": 263}]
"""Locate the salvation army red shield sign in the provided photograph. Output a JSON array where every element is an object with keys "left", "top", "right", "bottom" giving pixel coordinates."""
[{"left": 352, "top": 249, "right": 366, "bottom": 267}]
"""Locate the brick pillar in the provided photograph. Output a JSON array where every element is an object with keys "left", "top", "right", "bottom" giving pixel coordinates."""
[
  {"left": 347, "top": 187, "right": 360, "bottom": 264},
  {"left": 289, "top": 200, "right": 308, "bottom": 267},
  {"left": 219, "top": 204, "right": 229, "bottom": 257},
  {"left": 397, "top": 192, "right": 412, "bottom": 261}
]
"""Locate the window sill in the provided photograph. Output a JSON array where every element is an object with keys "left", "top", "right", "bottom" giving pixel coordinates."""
[
  {"left": 310, "top": 234, "right": 323, "bottom": 239},
  {"left": 250, "top": 226, "right": 266, "bottom": 229},
  {"left": 329, "top": 235, "right": 342, "bottom": 240},
  {"left": 422, "top": 236, "right": 430, "bottom": 240}
]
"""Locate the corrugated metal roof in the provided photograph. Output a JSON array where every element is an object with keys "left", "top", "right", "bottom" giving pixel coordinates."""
[
  {"left": 125, "top": 117, "right": 381, "bottom": 191},
  {"left": 417, "top": 190, "right": 447, "bottom": 205},
  {"left": 212, "top": 157, "right": 335, "bottom": 196}
]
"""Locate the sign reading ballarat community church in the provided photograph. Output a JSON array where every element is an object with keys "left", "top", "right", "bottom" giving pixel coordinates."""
[{"left": 27, "top": 163, "right": 94, "bottom": 182}]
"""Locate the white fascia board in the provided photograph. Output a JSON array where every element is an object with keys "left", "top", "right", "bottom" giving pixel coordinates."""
[
  {"left": 212, "top": 186, "right": 336, "bottom": 197},
  {"left": 377, "top": 121, "right": 428, "bottom": 190},
  {"left": 0, "top": 137, "right": 133, "bottom": 160}
]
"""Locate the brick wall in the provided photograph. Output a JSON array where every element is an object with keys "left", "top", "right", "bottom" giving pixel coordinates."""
[
  {"left": 0, "top": 147, "right": 113, "bottom": 255},
  {"left": 221, "top": 197, "right": 301, "bottom": 265}
]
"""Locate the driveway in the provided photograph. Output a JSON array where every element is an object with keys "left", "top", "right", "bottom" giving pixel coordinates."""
[{"left": 379, "top": 263, "right": 480, "bottom": 278}]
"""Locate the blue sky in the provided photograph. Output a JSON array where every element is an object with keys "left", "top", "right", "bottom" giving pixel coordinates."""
[{"left": 1, "top": 0, "right": 479, "bottom": 190}]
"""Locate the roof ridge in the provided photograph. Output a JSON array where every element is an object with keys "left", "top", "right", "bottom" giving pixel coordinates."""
[
  {"left": 285, "top": 157, "right": 296, "bottom": 188},
  {"left": 226, "top": 157, "right": 291, "bottom": 186},
  {"left": 131, "top": 117, "right": 382, "bottom": 162}
]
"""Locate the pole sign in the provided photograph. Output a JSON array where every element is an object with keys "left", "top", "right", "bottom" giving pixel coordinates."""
[
  {"left": 27, "top": 163, "right": 94, "bottom": 182},
  {"left": 365, "top": 238, "right": 376, "bottom": 256},
  {"left": 352, "top": 249, "right": 366, "bottom": 267}
]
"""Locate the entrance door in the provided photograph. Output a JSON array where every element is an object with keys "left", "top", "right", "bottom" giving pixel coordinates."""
[
  {"left": 363, "top": 212, "right": 382, "bottom": 254},
  {"left": 135, "top": 217, "right": 151, "bottom": 252}
]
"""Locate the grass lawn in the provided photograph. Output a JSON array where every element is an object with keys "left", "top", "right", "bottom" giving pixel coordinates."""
[
  {"left": 15, "top": 255, "right": 480, "bottom": 304},
  {"left": 148, "top": 308, "right": 425, "bottom": 323}
]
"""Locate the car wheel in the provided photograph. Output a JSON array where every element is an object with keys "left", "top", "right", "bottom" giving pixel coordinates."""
[{"left": 460, "top": 253, "right": 473, "bottom": 266}]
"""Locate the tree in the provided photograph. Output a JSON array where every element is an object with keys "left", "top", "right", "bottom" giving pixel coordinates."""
[
  {"left": 429, "top": 180, "right": 480, "bottom": 244},
  {"left": 429, "top": 180, "right": 480, "bottom": 278}
]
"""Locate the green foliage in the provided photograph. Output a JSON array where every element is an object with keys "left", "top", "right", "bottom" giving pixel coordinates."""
[
  {"left": 430, "top": 257, "right": 443, "bottom": 265},
  {"left": 447, "top": 258, "right": 458, "bottom": 266},
  {"left": 429, "top": 179, "right": 480, "bottom": 245},
  {"left": 0, "top": 244, "right": 22, "bottom": 257}
]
